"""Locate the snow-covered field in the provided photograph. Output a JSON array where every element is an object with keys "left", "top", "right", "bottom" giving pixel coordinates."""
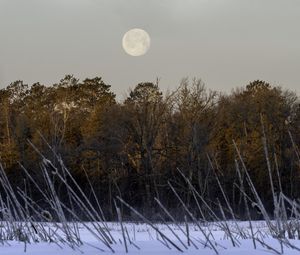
[
  {"left": 1, "top": 158, "right": 300, "bottom": 254},
  {"left": 2, "top": 221, "right": 300, "bottom": 255}
]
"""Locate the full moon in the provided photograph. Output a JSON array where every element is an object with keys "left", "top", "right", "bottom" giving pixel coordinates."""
[{"left": 122, "top": 28, "right": 151, "bottom": 57}]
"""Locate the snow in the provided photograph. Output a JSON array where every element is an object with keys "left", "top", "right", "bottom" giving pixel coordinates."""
[{"left": 1, "top": 221, "right": 300, "bottom": 254}]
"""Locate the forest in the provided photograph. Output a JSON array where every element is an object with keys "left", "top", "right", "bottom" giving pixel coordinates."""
[{"left": 1, "top": 75, "right": 300, "bottom": 220}]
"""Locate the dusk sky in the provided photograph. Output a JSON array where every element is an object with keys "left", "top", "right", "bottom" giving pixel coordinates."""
[{"left": 0, "top": 0, "right": 299, "bottom": 98}]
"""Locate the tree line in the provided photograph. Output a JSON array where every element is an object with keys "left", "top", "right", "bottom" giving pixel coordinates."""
[{"left": 1, "top": 75, "right": 300, "bottom": 220}]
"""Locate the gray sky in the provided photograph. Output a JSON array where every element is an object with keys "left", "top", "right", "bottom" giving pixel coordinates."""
[{"left": 0, "top": 0, "right": 299, "bottom": 99}]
